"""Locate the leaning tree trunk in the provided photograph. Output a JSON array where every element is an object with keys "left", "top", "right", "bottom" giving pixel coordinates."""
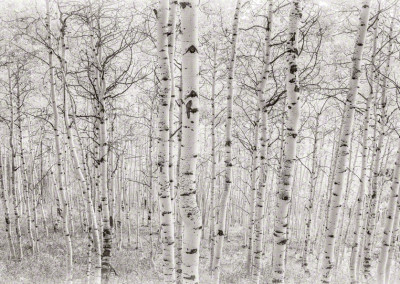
[
  {"left": 322, "top": 0, "right": 371, "bottom": 282},
  {"left": 157, "top": 0, "right": 176, "bottom": 282},
  {"left": 45, "top": 0, "right": 73, "bottom": 280},
  {"left": 213, "top": 1, "right": 241, "bottom": 282},
  {"left": 179, "top": 0, "right": 202, "bottom": 282},
  {"left": 272, "top": 0, "right": 301, "bottom": 282}
]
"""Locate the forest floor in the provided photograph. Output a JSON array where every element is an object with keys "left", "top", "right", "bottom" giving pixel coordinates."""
[{"left": 0, "top": 223, "right": 373, "bottom": 283}]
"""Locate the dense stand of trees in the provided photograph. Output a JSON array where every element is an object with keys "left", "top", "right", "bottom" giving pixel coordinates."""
[{"left": 0, "top": 0, "right": 400, "bottom": 283}]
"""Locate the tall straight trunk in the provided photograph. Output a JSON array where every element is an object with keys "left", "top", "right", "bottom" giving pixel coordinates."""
[
  {"left": 168, "top": 0, "right": 177, "bottom": 219},
  {"left": 0, "top": 147, "right": 15, "bottom": 259},
  {"left": 157, "top": 0, "right": 176, "bottom": 281},
  {"left": 246, "top": 112, "right": 259, "bottom": 274},
  {"left": 253, "top": 2, "right": 273, "bottom": 281},
  {"left": 349, "top": 11, "right": 378, "bottom": 283},
  {"left": 302, "top": 114, "right": 319, "bottom": 273},
  {"left": 8, "top": 65, "right": 23, "bottom": 260},
  {"left": 376, "top": 10, "right": 396, "bottom": 282},
  {"left": 363, "top": 16, "right": 390, "bottom": 281},
  {"left": 176, "top": 78, "right": 183, "bottom": 282},
  {"left": 272, "top": 0, "right": 301, "bottom": 282},
  {"left": 213, "top": 1, "right": 241, "bottom": 282},
  {"left": 45, "top": 0, "right": 73, "bottom": 279},
  {"left": 179, "top": 0, "right": 202, "bottom": 282},
  {"left": 322, "top": 0, "right": 371, "bottom": 282},
  {"left": 209, "top": 44, "right": 217, "bottom": 272},
  {"left": 58, "top": 16, "right": 102, "bottom": 283},
  {"left": 16, "top": 77, "right": 35, "bottom": 255}
]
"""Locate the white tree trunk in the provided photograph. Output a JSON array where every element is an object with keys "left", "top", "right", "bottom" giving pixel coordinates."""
[
  {"left": 157, "top": 0, "right": 176, "bottom": 281},
  {"left": 272, "top": 0, "right": 301, "bottom": 282},
  {"left": 322, "top": 0, "right": 371, "bottom": 282},
  {"left": 253, "top": 1, "right": 273, "bottom": 281},
  {"left": 46, "top": 0, "right": 73, "bottom": 279},
  {"left": 213, "top": 2, "right": 242, "bottom": 282},
  {"left": 179, "top": 0, "right": 202, "bottom": 283},
  {"left": 376, "top": 9, "right": 396, "bottom": 282},
  {"left": 348, "top": 11, "right": 378, "bottom": 283}
]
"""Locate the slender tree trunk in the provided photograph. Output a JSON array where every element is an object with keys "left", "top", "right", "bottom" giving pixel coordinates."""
[
  {"left": 349, "top": 11, "right": 378, "bottom": 283},
  {"left": 179, "top": 0, "right": 202, "bottom": 282},
  {"left": 272, "top": 0, "right": 301, "bottom": 282},
  {"left": 157, "top": 0, "right": 176, "bottom": 281},
  {"left": 46, "top": 0, "right": 73, "bottom": 280},
  {"left": 8, "top": 65, "right": 23, "bottom": 260},
  {"left": 213, "top": 2, "right": 242, "bottom": 281},
  {"left": 253, "top": 2, "right": 273, "bottom": 281},
  {"left": 0, "top": 147, "right": 16, "bottom": 259},
  {"left": 209, "top": 44, "right": 217, "bottom": 272},
  {"left": 302, "top": 115, "right": 319, "bottom": 274},
  {"left": 376, "top": 10, "right": 396, "bottom": 282},
  {"left": 322, "top": 0, "right": 371, "bottom": 282}
]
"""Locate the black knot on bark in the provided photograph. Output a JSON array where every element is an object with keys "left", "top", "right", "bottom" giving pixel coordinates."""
[
  {"left": 187, "top": 248, "right": 197, "bottom": 254},
  {"left": 186, "top": 45, "right": 198, "bottom": 54},
  {"left": 180, "top": 2, "right": 191, "bottom": 9}
]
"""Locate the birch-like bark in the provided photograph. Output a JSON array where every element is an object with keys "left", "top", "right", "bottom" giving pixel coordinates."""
[
  {"left": 348, "top": 12, "right": 378, "bottom": 283},
  {"left": 246, "top": 112, "right": 259, "bottom": 274},
  {"left": 157, "top": 0, "right": 176, "bottom": 281},
  {"left": 0, "top": 147, "right": 15, "bottom": 259},
  {"left": 179, "top": 1, "right": 202, "bottom": 282},
  {"left": 168, "top": 0, "right": 178, "bottom": 220},
  {"left": 376, "top": 10, "right": 396, "bottom": 282},
  {"left": 45, "top": 0, "right": 73, "bottom": 279},
  {"left": 363, "top": 15, "right": 391, "bottom": 281},
  {"left": 15, "top": 75, "right": 35, "bottom": 255},
  {"left": 322, "top": 0, "right": 371, "bottom": 282},
  {"left": 58, "top": 15, "right": 102, "bottom": 283},
  {"left": 253, "top": 2, "right": 273, "bottom": 281},
  {"left": 302, "top": 114, "right": 319, "bottom": 274},
  {"left": 209, "top": 44, "right": 217, "bottom": 272},
  {"left": 213, "top": 2, "right": 241, "bottom": 282},
  {"left": 272, "top": 0, "right": 301, "bottom": 282},
  {"left": 8, "top": 64, "right": 23, "bottom": 260}
]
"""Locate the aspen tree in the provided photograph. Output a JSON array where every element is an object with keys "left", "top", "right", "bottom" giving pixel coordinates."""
[
  {"left": 157, "top": 0, "right": 176, "bottom": 281},
  {"left": 348, "top": 11, "right": 378, "bottom": 283},
  {"left": 15, "top": 71, "right": 35, "bottom": 254},
  {"left": 58, "top": 13, "right": 102, "bottom": 283},
  {"left": 179, "top": 0, "right": 202, "bottom": 282},
  {"left": 209, "top": 44, "right": 217, "bottom": 272},
  {"left": 322, "top": 0, "right": 371, "bottom": 282},
  {"left": 213, "top": 1, "right": 242, "bottom": 281},
  {"left": 302, "top": 114, "right": 319, "bottom": 274},
  {"left": 376, "top": 9, "right": 396, "bottom": 282},
  {"left": 247, "top": 112, "right": 260, "bottom": 274},
  {"left": 0, "top": 147, "right": 15, "bottom": 259},
  {"left": 272, "top": 0, "right": 301, "bottom": 282},
  {"left": 45, "top": 0, "right": 73, "bottom": 279},
  {"left": 363, "top": 14, "right": 392, "bottom": 280},
  {"left": 8, "top": 64, "right": 23, "bottom": 260},
  {"left": 253, "top": 1, "right": 273, "bottom": 281},
  {"left": 176, "top": 77, "right": 184, "bottom": 282},
  {"left": 168, "top": 0, "right": 178, "bottom": 219}
]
